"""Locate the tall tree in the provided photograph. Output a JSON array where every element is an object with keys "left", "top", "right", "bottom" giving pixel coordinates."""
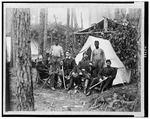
[
  {"left": 71, "top": 8, "right": 74, "bottom": 27},
  {"left": 11, "top": 8, "right": 34, "bottom": 111},
  {"left": 43, "top": 8, "right": 48, "bottom": 55},
  {"left": 39, "top": 8, "right": 48, "bottom": 64},
  {"left": 66, "top": 8, "right": 70, "bottom": 50},
  {"left": 73, "top": 8, "right": 78, "bottom": 28}
]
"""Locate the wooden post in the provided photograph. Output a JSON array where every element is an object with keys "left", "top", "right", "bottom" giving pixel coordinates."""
[
  {"left": 104, "top": 18, "right": 108, "bottom": 32},
  {"left": 81, "top": 12, "right": 83, "bottom": 29}
]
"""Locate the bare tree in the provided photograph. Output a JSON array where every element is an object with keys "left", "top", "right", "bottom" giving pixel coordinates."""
[
  {"left": 71, "top": 8, "right": 74, "bottom": 27},
  {"left": 11, "top": 8, "right": 34, "bottom": 111},
  {"left": 73, "top": 8, "right": 78, "bottom": 28},
  {"left": 66, "top": 8, "right": 70, "bottom": 50},
  {"left": 39, "top": 8, "right": 48, "bottom": 64}
]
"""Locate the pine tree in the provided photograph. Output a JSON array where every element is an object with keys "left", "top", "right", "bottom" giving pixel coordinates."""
[
  {"left": 66, "top": 8, "right": 70, "bottom": 50},
  {"left": 11, "top": 8, "right": 34, "bottom": 111}
]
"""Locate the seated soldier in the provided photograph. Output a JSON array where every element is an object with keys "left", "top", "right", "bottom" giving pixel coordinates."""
[
  {"left": 77, "top": 52, "right": 94, "bottom": 94},
  {"left": 36, "top": 55, "right": 57, "bottom": 91},
  {"left": 86, "top": 59, "right": 117, "bottom": 96},
  {"left": 59, "top": 50, "right": 77, "bottom": 88},
  {"left": 66, "top": 65, "right": 82, "bottom": 91},
  {"left": 36, "top": 55, "right": 50, "bottom": 83}
]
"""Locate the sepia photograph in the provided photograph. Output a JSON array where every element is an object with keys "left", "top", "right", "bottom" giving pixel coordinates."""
[{"left": 3, "top": 1, "right": 147, "bottom": 117}]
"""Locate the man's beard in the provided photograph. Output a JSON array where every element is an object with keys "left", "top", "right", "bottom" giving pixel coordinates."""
[
  {"left": 107, "top": 65, "right": 110, "bottom": 68},
  {"left": 96, "top": 46, "right": 99, "bottom": 49}
]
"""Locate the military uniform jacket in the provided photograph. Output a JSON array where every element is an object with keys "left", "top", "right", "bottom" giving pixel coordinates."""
[
  {"left": 36, "top": 62, "right": 49, "bottom": 73},
  {"left": 77, "top": 58, "right": 93, "bottom": 74},
  {"left": 98, "top": 66, "right": 117, "bottom": 79},
  {"left": 63, "top": 57, "right": 76, "bottom": 76}
]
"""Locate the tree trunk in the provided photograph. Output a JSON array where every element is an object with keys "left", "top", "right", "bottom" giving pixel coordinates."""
[
  {"left": 71, "top": 8, "right": 74, "bottom": 27},
  {"left": 39, "top": 8, "right": 45, "bottom": 55},
  {"left": 66, "top": 8, "right": 70, "bottom": 50},
  {"left": 12, "top": 8, "right": 34, "bottom": 111},
  {"left": 44, "top": 8, "right": 48, "bottom": 53},
  {"left": 11, "top": 8, "right": 16, "bottom": 68},
  {"left": 39, "top": 8, "right": 48, "bottom": 64}
]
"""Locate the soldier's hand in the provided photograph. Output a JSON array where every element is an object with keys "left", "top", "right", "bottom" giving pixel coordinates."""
[
  {"left": 99, "top": 78, "right": 103, "bottom": 82},
  {"left": 103, "top": 76, "right": 108, "bottom": 80},
  {"left": 79, "top": 72, "right": 83, "bottom": 75},
  {"left": 72, "top": 72, "right": 78, "bottom": 77},
  {"left": 89, "top": 63, "right": 92, "bottom": 66},
  {"left": 68, "top": 75, "right": 71, "bottom": 79}
]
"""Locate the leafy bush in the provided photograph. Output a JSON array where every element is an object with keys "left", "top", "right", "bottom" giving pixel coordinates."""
[{"left": 75, "top": 19, "right": 139, "bottom": 70}]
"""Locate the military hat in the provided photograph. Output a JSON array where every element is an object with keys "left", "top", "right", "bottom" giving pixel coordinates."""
[
  {"left": 106, "top": 59, "right": 111, "bottom": 63},
  {"left": 65, "top": 50, "right": 70, "bottom": 53}
]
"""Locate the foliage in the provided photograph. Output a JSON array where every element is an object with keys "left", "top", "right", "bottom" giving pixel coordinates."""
[
  {"left": 88, "top": 83, "right": 139, "bottom": 112},
  {"left": 31, "top": 22, "right": 81, "bottom": 55},
  {"left": 75, "top": 9, "right": 141, "bottom": 71}
]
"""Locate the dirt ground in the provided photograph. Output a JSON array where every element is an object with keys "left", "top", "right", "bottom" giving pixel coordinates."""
[
  {"left": 10, "top": 68, "right": 139, "bottom": 112},
  {"left": 10, "top": 68, "right": 91, "bottom": 111},
  {"left": 33, "top": 87, "right": 90, "bottom": 111}
]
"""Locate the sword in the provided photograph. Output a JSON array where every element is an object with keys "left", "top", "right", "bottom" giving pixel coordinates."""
[
  {"left": 61, "top": 65, "right": 66, "bottom": 89},
  {"left": 89, "top": 78, "right": 107, "bottom": 90}
]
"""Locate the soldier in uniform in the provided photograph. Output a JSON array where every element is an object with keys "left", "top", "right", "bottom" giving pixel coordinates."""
[
  {"left": 49, "top": 38, "right": 64, "bottom": 90},
  {"left": 36, "top": 55, "right": 49, "bottom": 80},
  {"left": 86, "top": 59, "right": 117, "bottom": 96},
  {"left": 77, "top": 52, "right": 94, "bottom": 94},
  {"left": 59, "top": 50, "right": 77, "bottom": 88}
]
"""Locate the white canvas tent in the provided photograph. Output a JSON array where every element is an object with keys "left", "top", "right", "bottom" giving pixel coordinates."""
[{"left": 75, "top": 36, "right": 131, "bottom": 85}]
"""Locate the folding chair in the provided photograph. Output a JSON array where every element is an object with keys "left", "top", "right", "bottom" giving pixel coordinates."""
[{"left": 36, "top": 71, "right": 52, "bottom": 89}]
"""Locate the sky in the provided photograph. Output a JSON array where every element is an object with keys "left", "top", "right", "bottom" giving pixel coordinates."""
[
  {"left": 30, "top": 5, "right": 114, "bottom": 29},
  {"left": 5, "top": 2, "right": 144, "bottom": 57},
  {"left": 5, "top": 2, "right": 143, "bottom": 34}
]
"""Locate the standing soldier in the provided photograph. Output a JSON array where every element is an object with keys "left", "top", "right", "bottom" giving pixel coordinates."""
[
  {"left": 90, "top": 40, "right": 106, "bottom": 77},
  {"left": 49, "top": 38, "right": 64, "bottom": 90}
]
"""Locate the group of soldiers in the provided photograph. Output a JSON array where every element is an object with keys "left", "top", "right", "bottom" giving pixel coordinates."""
[{"left": 35, "top": 38, "right": 117, "bottom": 96}]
